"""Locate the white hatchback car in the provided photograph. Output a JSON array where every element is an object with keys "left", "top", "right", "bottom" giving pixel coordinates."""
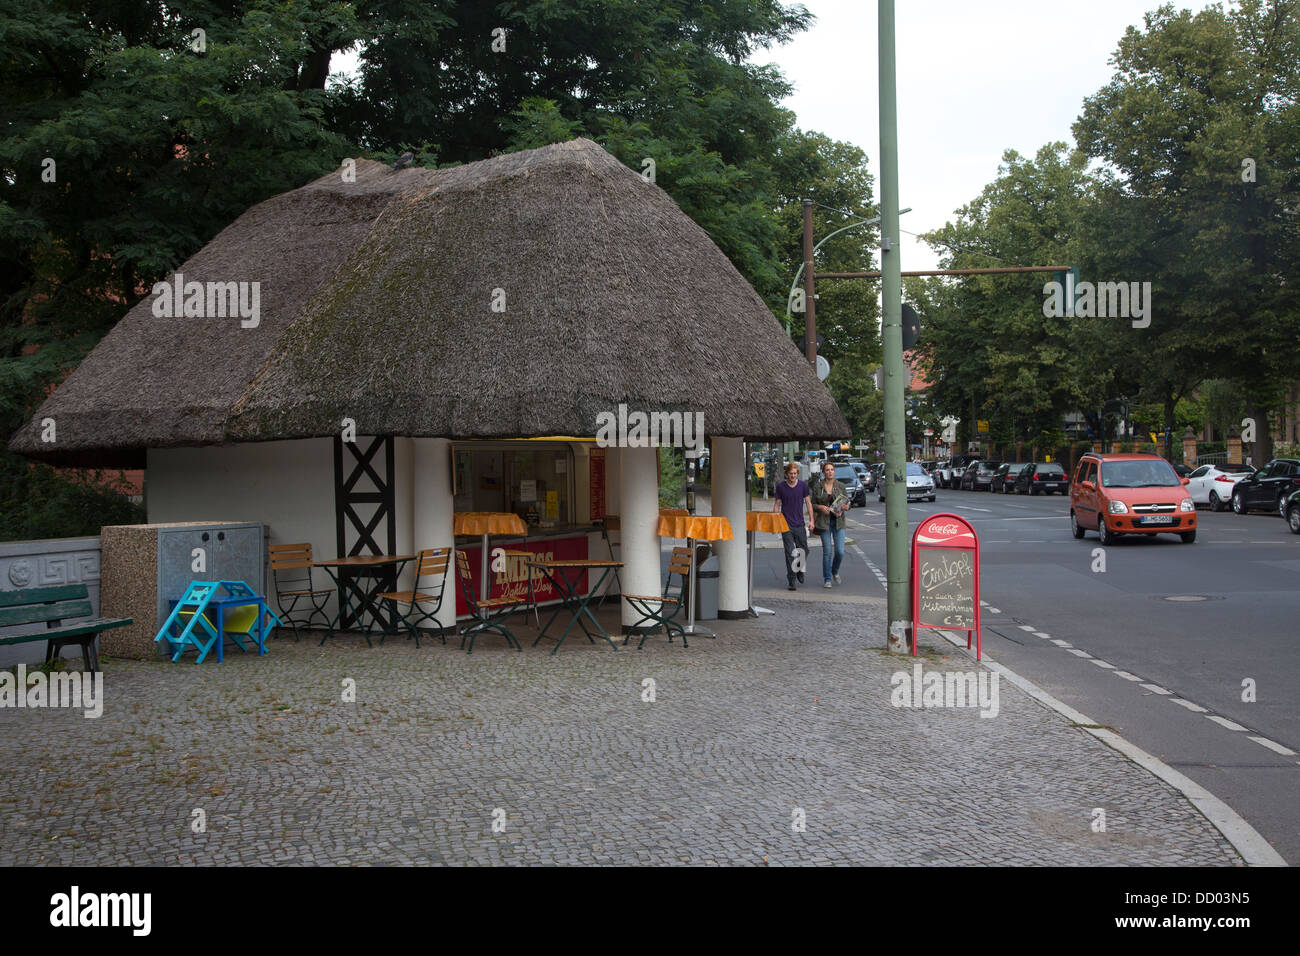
[{"left": 1185, "top": 463, "right": 1254, "bottom": 511}]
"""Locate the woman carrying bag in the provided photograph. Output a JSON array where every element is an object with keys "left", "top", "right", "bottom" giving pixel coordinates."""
[{"left": 810, "top": 460, "right": 849, "bottom": 588}]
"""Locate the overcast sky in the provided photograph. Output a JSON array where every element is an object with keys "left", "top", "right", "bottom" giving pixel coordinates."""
[
  {"left": 765, "top": 0, "right": 1218, "bottom": 270},
  {"left": 331, "top": 0, "right": 1219, "bottom": 273}
]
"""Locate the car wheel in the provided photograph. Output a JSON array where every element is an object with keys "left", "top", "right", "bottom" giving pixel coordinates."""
[
  {"left": 1289, "top": 505, "right": 1300, "bottom": 535},
  {"left": 1232, "top": 491, "right": 1246, "bottom": 514},
  {"left": 1208, "top": 491, "right": 1223, "bottom": 512},
  {"left": 1030, "top": 486, "right": 1039, "bottom": 496},
  {"left": 928, "top": 495, "right": 936, "bottom": 502},
  {"left": 1071, "top": 511, "right": 1085, "bottom": 539},
  {"left": 1098, "top": 515, "right": 1115, "bottom": 545},
  {"left": 1279, "top": 494, "right": 1289, "bottom": 519},
  {"left": 1180, "top": 529, "right": 1196, "bottom": 544}
]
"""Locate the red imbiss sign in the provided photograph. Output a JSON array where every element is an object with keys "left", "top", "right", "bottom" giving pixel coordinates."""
[
  {"left": 910, "top": 512, "right": 981, "bottom": 659},
  {"left": 455, "top": 535, "right": 589, "bottom": 616}
]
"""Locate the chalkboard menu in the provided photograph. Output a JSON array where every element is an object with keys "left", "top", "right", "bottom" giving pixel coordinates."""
[
  {"left": 910, "top": 513, "right": 982, "bottom": 659},
  {"left": 915, "top": 548, "right": 975, "bottom": 629}
]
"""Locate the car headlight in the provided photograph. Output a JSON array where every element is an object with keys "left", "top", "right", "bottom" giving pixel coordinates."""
[
  {"left": 1108, "top": 500, "right": 1129, "bottom": 514},
  {"left": 1180, "top": 498, "right": 1194, "bottom": 512}
]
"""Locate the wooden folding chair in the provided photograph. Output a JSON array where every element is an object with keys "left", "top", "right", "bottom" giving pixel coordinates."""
[
  {"left": 374, "top": 547, "right": 451, "bottom": 647},
  {"left": 454, "top": 550, "right": 523, "bottom": 655},
  {"left": 621, "top": 546, "right": 691, "bottom": 648},
  {"left": 269, "top": 543, "right": 332, "bottom": 641}
]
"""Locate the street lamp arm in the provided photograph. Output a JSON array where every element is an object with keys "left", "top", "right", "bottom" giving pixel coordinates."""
[{"left": 785, "top": 208, "right": 912, "bottom": 332}]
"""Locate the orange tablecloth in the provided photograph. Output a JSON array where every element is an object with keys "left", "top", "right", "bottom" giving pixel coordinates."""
[
  {"left": 454, "top": 512, "right": 528, "bottom": 537},
  {"left": 746, "top": 511, "right": 789, "bottom": 534},
  {"left": 656, "top": 514, "right": 733, "bottom": 541},
  {"left": 658, "top": 508, "right": 689, "bottom": 516}
]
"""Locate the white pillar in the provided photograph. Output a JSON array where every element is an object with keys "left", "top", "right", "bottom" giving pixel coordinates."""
[
  {"left": 712, "top": 436, "right": 749, "bottom": 617},
  {"left": 619, "top": 445, "right": 661, "bottom": 630},
  {"left": 412, "top": 438, "right": 456, "bottom": 632}
]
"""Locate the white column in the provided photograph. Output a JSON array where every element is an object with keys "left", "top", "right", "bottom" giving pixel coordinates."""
[
  {"left": 619, "top": 445, "right": 661, "bottom": 630},
  {"left": 712, "top": 436, "right": 749, "bottom": 617},
  {"left": 412, "top": 438, "right": 456, "bottom": 631}
]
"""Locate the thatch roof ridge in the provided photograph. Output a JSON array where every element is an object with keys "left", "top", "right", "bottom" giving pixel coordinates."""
[{"left": 11, "top": 138, "right": 848, "bottom": 467}]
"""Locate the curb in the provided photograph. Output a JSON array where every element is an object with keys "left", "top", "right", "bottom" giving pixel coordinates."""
[{"left": 933, "top": 629, "right": 1287, "bottom": 867}]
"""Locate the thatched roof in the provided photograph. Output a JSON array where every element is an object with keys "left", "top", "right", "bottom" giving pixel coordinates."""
[{"left": 11, "top": 138, "right": 848, "bottom": 467}]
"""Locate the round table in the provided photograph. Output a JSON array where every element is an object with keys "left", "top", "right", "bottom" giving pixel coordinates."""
[
  {"left": 745, "top": 511, "right": 789, "bottom": 616},
  {"left": 454, "top": 512, "right": 529, "bottom": 602},
  {"left": 655, "top": 513, "right": 733, "bottom": 636}
]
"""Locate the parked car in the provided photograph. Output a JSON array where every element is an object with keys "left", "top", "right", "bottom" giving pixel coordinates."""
[
  {"left": 960, "top": 459, "right": 1002, "bottom": 491},
  {"left": 991, "top": 462, "right": 1027, "bottom": 494},
  {"left": 943, "top": 454, "right": 983, "bottom": 489},
  {"left": 879, "top": 462, "right": 935, "bottom": 502},
  {"left": 1230, "top": 458, "right": 1300, "bottom": 517},
  {"left": 1172, "top": 463, "right": 1193, "bottom": 477},
  {"left": 1014, "top": 461, "right": 1069, "bottom": 495},
  {"left": 1069, "top": 452, "right": 1196, "bottom": 544},
  {"left": 1185, "top": 463, "right": 1253, "bottom": 511},
  {"left": 1285, "top": 488, "right": 1300, "bottom": 535},
  {"left": 848, "top": 462, "right": 872, "bottom": 501},
  {"left": 832, "top": 463, "right": 865, "bottom": 508}
]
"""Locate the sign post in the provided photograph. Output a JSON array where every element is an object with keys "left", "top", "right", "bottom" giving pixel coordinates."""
[{"left": 910, "top": 513, "right": 981, "bottom": 659}]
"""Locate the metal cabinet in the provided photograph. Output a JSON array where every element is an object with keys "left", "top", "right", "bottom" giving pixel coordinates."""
[{"left": 156, "top": 523, "right": 266, "bottom": 636}]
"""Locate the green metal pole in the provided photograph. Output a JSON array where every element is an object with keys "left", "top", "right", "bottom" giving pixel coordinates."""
[{"left": 879, "top": 0, "right": 908, "bottom": 653}]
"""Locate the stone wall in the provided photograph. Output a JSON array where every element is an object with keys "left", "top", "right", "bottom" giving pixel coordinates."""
[{"left": 0, "top": 537, "right": 102, "bottom": 668}]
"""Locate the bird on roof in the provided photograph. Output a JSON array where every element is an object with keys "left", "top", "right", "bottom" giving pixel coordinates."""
[{"left": 393, "top": 150, "right": 415, "bottom": 170}]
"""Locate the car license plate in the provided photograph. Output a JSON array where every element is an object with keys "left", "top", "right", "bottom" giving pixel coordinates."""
[{"left": 1140, "top": 515, "right": 1174, "bottom": 525}]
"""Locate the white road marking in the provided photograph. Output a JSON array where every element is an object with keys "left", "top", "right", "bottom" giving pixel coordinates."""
[
  {"left": 1018, "top": 625, "right": 1036, "bottom": 631},
  {"left": 1140, "top": 684, "right": 1172, "bottom": 696},
  {"left": 1113, "top": 671, "right": 1144, "bottom": 681},
  {"left": 1206, "top": 715, "right": 1249, "bottom": 732},
  {"left": 1248, "top": 737, "right": 1297, "bottom": 756},
  {"left": 1050, "top": 639, "right": 1072, "bottom": 647},
  {"left": 1090, "top": 659, "right": 1115, "bottom": 669},
  {"left": 1066, "top": 648, "right": 1093, "bottom": 658},
  {"left": 1170, "top": 698, "right": 1208, "bottom": 712},
  {"left": 987, "top": 607, "right": 1001, "bottom": 614},
  {"left": 932, "top": 635, "right": 1286, "bottom": 867},
  {"left": 1031, "top": 631, "right": 1050, "bottom": 638}
]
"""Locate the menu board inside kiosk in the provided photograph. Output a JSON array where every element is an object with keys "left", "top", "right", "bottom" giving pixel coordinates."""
[{"left": 915, "top": 548, "right": 976, "bottom": 629}]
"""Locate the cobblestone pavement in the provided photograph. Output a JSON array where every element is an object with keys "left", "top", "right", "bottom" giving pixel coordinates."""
[{"left": 0, "top": 599, "right": 1242, "bottom": 866}]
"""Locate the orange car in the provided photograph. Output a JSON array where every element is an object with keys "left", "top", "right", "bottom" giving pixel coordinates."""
[{"left": 1070, "top": 452, "right": 1197, "bottom": 544}]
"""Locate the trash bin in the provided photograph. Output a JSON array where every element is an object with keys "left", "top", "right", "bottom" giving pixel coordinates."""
[{"left": 695, "top": 556, "right": 719, "bottom": 621}]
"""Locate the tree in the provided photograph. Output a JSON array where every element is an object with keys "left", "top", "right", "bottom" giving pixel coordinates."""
[
  {"left": 1, "top": 0, "right": 355, "bottom": 537},
  {"left": 911, "top": 145, "right": 1100, "bottom": 450},
  {"left": 1074, "top": 0, "right": 1300, "bottom": 460}
]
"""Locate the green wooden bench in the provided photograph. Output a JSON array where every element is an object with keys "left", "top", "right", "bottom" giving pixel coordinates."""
[{"left": 0, "top": 584, "right": 133, "bottom": 674}]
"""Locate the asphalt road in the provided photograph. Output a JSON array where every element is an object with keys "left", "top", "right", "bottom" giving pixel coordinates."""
[{"left": 749, "top": 482, "right": 1300, "bottom": 864}]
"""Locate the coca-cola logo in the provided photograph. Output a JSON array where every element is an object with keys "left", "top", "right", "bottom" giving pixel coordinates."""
[{"left": 926, "top": 522, "right": 964, "bottom": 537}]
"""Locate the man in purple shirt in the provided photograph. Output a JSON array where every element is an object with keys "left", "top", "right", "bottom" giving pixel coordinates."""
[{"left": 773, "top": 462, "right": 813, "bottom": 590}]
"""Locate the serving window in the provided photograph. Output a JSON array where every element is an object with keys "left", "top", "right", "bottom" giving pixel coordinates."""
[{"left": 452, "top": 441, "right": 576, "bottom": 529}]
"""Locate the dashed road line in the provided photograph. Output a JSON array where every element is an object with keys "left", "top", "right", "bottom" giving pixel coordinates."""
[
  {"left": 981, "top": 609, "right": 1298, "bottom": 776},
  {"left": 927, "top": 629, "right": 1286, "bottom": 866},
  {"left": 1207, "top": 715, "right": 1250, "bottom": 732},
  {"left": 1248, "top": 737, "right": 1297, "bottom": 756}
]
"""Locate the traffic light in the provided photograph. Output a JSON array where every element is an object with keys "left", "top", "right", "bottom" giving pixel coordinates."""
[{"left": 902, "top": 304, "right": 920, "bottom": 350}]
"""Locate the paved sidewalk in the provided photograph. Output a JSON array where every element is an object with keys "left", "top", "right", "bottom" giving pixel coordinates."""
[{"left": 0, "top": 599, "right": 1241, "bottom": 866}]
